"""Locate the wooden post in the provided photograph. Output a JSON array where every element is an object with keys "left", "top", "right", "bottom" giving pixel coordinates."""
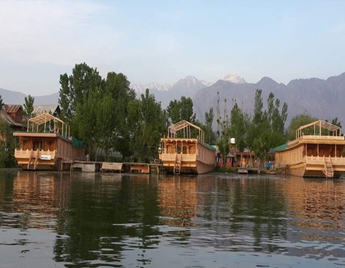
[
  {"left": 319, "top": 121, "right": 321, "bottom": 136},
  {"left": 44, "top": 115, "right": 46, "bottom": 132}
]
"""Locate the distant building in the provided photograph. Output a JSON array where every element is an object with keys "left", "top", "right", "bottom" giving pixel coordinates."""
[
  {"left": 33, "top": 105, "right": 60, "bottom": 117},
  {"left": 0, "top": 105, "right": 23, "bottom": 131}
]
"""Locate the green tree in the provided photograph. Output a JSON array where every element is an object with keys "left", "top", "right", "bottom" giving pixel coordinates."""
[
  {"left": 127, "top": 89, "right": 167, "bottom": 162},
  {"left": 266, "top": 92, "right": 288, "bottom": 149},
  {"left": 0, "top": 95, "right": 3, "bottom": 110},
  {"left": 73, "top": 85, "right": 118, "bottom": 161},
  {"left": 166, "top": 100, "right": 180, "bottom": 123},
  {"left": 180, "top": 96, "right": 196, "bottom": 122},
  {"left": 253, "top": 89, "right": 264, "bottom": 125},
  {"left": 0, "top": 118, "right": 16, "bottom": 167},
  {"left": 95, "top": 93, "right": 116, "bottom": 161},
  {"left": 215, "top": 111, "right": 231, "bottom": 165},
  {"left": 73, "top": 87, "right": 99, "bottom": 159},
  {"left": 59, "top": 65, "right": 136, "bottom": 160},
  {"left": 229, "top": 102, "right": 248, "bottom": 152},
  {"left": 22, "top": 94, "right": 35, "bottom": 121},
  {"left": 216, "top": 133, "right": 230, "bottom": 165},
  {"left": 204, "top": 107, "right": 216, "bottom": 145},
  {"left": 246, "top": 89, "right": 267, "bottom": 160},
  {"left": 167, "top": 96, "right": 196, "bottom": 124},
  {"left": 331, "top": 117, "right": 342, "bottom": 128},
  {"left": 104, "top": 72, "right": 136, "bottom": 159},
  {"left": 287, "top": 113, "right": 318, "bottom": 140},
  {"left": 59, "top": 63, "right": 103, "bottom": 127},
  {"left": 247, "top": 90, "right": 288, "bottom": 162}
]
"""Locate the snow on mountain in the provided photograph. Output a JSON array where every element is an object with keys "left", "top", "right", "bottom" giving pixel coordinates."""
[
  {"left": 200, "top": 80, "right": 212, "bottom": 87},
  {"left": 131, "top": 76, "right": 208, "bottom": 94},
  {"left": 131, "top": 82, "right": 172, "bottom": 93},
  {"left": 222, "top": 74, "right": 246, "bottom": 84},
  {"left": 175, "top": 76, "right": 204, "bottom": 87},
  {"left": 184, "top": 76, "right": 198, "bottom": 86}
]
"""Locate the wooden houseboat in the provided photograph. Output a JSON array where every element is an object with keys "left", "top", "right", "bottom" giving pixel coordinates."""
[
  {"left": 274, "top": 120, "right": 345, "bottom": 178},
  {"left": 13, "top": 113, "right": 85, "bottom": 171},
  {"left": 159, "top": 120, "right": 216, "bottom": 174}
]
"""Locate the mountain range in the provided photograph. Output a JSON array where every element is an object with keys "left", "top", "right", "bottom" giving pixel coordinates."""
[
  {"left": 0, "top": 87, "right": 59, "bottom": 106},
  {"left": 2, "top": 72, "right": 345, "bottom": 128}
]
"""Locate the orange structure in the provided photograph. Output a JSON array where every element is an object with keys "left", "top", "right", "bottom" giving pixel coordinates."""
[
  {"left": 159, "top": 120, "right": 216, "bottom": 174},
  {"left": 14, "top": 113, "right": 84, "bottom": 171},
  {"left": 275, "top": 120, "right": 345, "bottom": 178}
]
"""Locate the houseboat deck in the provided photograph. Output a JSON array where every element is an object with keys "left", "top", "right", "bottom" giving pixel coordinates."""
[
  {"left": 159, "top": 120, "right": 216, "bottom": 174},
  {"left": 274, "top": 120, "right": 345, "bottom": 178},
  {"left": 13, "top": 113, "right": 85, "bottom": 171}
]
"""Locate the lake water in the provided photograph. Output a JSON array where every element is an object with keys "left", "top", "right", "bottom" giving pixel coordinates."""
[{"left": 0, "top": 170, "right": 344, "bottom": 268}]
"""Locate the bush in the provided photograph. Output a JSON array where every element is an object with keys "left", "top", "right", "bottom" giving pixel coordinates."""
[{"left": 0, "top": 144, "right": 16, "bottom": 168}]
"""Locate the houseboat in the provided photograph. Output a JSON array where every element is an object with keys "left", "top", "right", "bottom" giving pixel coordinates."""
[
  {"left": 274, "top": 120, "right": 345, "bottom": 178},
  {"left": 159, "top": 120, "right": 216, "bottom": 174},
  {"left": 13, "top": 113, "right": 85, "bottom": 171}
]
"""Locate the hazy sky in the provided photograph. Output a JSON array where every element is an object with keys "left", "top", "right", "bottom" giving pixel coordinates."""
[{"left": 1, "top": 0, "right": 345, "bottom": 96}]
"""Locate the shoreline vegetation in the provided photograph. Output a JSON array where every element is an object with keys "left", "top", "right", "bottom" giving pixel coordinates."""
[
  {"left": 0, "top": 166, "right": 270, "bottom": 175},
  {"left": 1, "top": 63, "right": 343, "bottom": 170}
]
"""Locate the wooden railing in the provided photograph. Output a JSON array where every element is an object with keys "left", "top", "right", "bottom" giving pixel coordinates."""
[
  {"left": 15, "top": 149, "right": 56, "bottom": 159},
  {"left": 306, "top": 155, "right": 345, "bottom": 164},
  {"left": 160, "top": 153, "right": 196, "bottom": 162},
  {"left": 299, "top": 135, "right": 345, "bottom": 141},
  {"left": 160, "top": 152, "right": 212, "bottom": 164},
  {"left": 182, "top": 154, "right": 197, "bottom": 161}
]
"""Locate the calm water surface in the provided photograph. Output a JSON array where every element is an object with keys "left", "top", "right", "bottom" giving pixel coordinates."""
[{"left": 0, "top": 170, "right": 344, "bottom": 268}]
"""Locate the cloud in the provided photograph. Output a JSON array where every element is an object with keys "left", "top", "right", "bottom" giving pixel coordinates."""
[{"left": 0, "top": 0, "right": 117, "bottom": 66}]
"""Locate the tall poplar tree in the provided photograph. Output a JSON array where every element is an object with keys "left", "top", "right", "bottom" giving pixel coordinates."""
[
  {"left": 104, "top": 72, "right": 136, "bottom": 159},
  {"left": 59, "top": 63, "right": 103, "bottom": 127},
  {"left": 127, "top": 88, "right": 167, "bottom": 162},
  {"left": 204, "top": 107, "right": 216, "bottom": 144},
  {"left": 247, "top": 89, "right": 288, "bottom": 162},
  {"left": 167, "top": 96, "right": 196, "bottom": 124},
  {"left": 229, "top": 102, "right": 248, "bottom": 152},
  {"left": 22, "top": 95, "right": 35, "bottom": 120},
  {"left": 0, "top": 95, "right": 3, "bottom": 110}
]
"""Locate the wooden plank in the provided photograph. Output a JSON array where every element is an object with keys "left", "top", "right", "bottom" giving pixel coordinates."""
[
  {"left": 130, "top": 164, "right": 149, "bottom": 174},
  {"left": 71, "top": 163, "right": 96, "bottom": 172},
  {"left": 238, "top": 168, "right": 248, "bottom": 174},
  {"left": 101, "top": 162, "right": 123, "bottom": 172}
]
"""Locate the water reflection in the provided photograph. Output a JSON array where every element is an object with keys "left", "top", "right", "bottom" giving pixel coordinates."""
[
  {"left": 286, "top": 177, "right": 345, "bottom": 231},
  {"left": 0, "top": 171, "right": 344, "bottom": 267}
]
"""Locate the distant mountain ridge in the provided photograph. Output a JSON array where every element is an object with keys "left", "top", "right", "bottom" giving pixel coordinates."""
[
  {"left": 0, "top": 87, "right": 59, "bottom": 105},
  {"left": 193, "top": 72, "right": 345, "bottom": 128},
  {"left": 2, "top": 72, "right": 345, "bottom": 128}
]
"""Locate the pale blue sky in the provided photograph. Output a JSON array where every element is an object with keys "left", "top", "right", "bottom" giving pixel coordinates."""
[{"left": 1, "top": 0, "right": 345, "bottom": 95}]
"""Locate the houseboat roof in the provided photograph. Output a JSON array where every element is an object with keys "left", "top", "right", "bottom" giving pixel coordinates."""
[
  {"left": 167, "top": 120, "right": 205, "bottom": 143},
  {"left": 269, "top": 142, "right": 288, "bottom": 153},
  {"left": 272, "top": 120, "right": 344, "bottom": 154},
  {"left": 25, "top": 112, "right": 70, "bottom": 139},
  {"left": 28, "top": 112, "right": 64, "bottom": 126},
  {"left": 296, "top": 120, "right": 342, "bottom": 139}
]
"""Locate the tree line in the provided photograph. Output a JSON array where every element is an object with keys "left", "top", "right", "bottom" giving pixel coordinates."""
[
  {"left": 0, "top": 62, "right": 342, "bottom": 167},
  {"left": 58, "top": 63, "right": 199, "bottom": 162},
  {"left": 216, "top": 89, "right": 288, "bottom": 164}
]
